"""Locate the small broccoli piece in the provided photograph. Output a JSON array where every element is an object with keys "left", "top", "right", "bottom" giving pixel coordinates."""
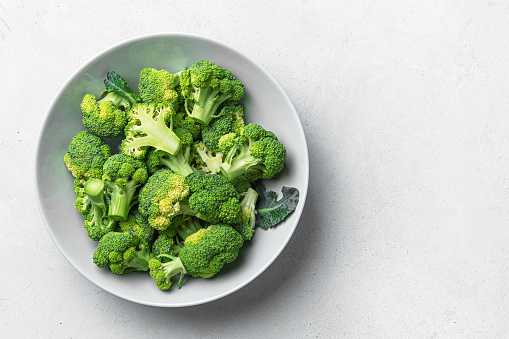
[
  {"left": 152, "top": 229, "right": 181, "bottom": 257},
  {"left": 179, "top": 224, "right": 244, "bottom": 278},
  {"left": 231, "top": 187, "right": 258, "bottom": 240},
  {"left": 118, "top": 209, "right": 156, "bottom": 243},
  {"left": 174, "top": 111, "right": 202, "bottom": 140},
  {"left": 93, "top": 231, "right": 153, "bottom": 274},
  {"left": 185, "top": 172, "right": 242, "bottom": 224},
  {"left": 74, "top": 178, "right": 116, "bottom": 241},
  {"left": 180, "top": 60, "right": 244, "bottom": 125},
  {"left": 102, "top": 154, "right": 148, "bottom": 221},
  {"left": 138, "top": 169, "right": 190, "bottom": 231},
  {"left": 120, "top": 102, "right": 182, "bottom": 159},
  {"left": 73, "top": 178, "right": 87, "bottom": 197},
  {"left": 64, "top": 131, "right": 111, "bottom": 179},
  {"left": 192, "top": 141, "right": 223, "bottom": 174},
  {"left": 145, "top": 128, "right": 195, "bottom": 177},
  {"left": 219, "top": 123, "right": 287, "bottom": 181},
  {"left": 201, "top": 104, "right": 245, "bottom": 151},
  {"left": 149, "top": 254, "right": 187, "bottom": 290},
  {"left": 138, "top": 68, "right": 180, "bottom": 106}
]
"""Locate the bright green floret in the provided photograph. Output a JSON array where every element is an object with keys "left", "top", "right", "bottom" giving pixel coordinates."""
[
  {"left": 92, "top": 231, "right": 153, "bottom": 274},
  {"left": 185, "top": 172, "right": 243, "bottom": 224},
  {"left": 64, "top": 131, "right": 111, "bottom": 179},
  {"left": 152, "top": 229, "right": 181, "bottom": 257},
  {"left": 180, "top": 60, "right": 244, "bottom": 125},
  {"left": 201, "top": 104, "right": 245, "bottom": 151},
  {"left": 179, "top": 224, "right": 244, "bottom": 278},
  {"left": 231, "top": 187, "right": 258, "bottom": 240},
  {"left": 138, "top": 68, "right": 180, "bottom": 107},
  {"left": 121, "top": 102, "right": 182, "bottom": 159},
  {"left": 102, "top": 154, "right": 148, "bottom": 221},
  {"left": 118, "top": 210, "right": 156, "bottom": 243},
  {"left": 219, "top": 123, "right": 287, "bottom": 181},
  {"left": 174, "top": 111, "right": 202, "bottom": 140},
  {"left": 138, "top": 169, "right": 190, "bottom": 231},
  {"left": 149, "top": 254, "right": 187, "bottom": 290},
  {"left": 75, "top": 178, "right": 116, "bottom": 241},
  {"left": 145, "top": 128, "right": 195, "bottom": 177}
]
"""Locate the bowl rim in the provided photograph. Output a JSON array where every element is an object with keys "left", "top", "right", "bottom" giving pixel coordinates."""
[{"left": 34, "top": 32, "right": 309, "bottom": 307}]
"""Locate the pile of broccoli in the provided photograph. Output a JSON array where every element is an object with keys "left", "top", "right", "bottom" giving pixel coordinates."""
[{"left": 64, "top": 60, "right": 298, "bottom": 292}]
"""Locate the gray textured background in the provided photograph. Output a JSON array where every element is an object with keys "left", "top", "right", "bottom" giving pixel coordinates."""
[{"left": 3, "top": 1, "right": 509, "bottom": 338}]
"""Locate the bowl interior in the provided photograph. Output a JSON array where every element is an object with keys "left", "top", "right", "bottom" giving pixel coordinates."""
[{"left": 35, "top": 33, "right": 309, "bottom": 307}]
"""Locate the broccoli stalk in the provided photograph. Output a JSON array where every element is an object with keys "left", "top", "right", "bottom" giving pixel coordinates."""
[
  {"left": 175, "top": 216, "right": 203, "bottom": 240},
  {"left": 232, "top": 187, "right": 258, "bottom": 240}
]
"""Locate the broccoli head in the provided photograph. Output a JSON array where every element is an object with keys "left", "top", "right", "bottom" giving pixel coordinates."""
[
  {"left": 174, "top": 111, "right": 202, "bottom": 140},
  {"left": 152, "top": 229, "right": 181, "bottom": 257},
  {"left": 179, "top": 224, "right": 244, "bottom": 278},
  {"left": 180, "top": 60, "right": 244, "bottom": 125},
  {"left": 219, "top": 123, "right": 287, "bottom": 181},
  {"left": 102, "top": 154, "right": 148, "bottom": 221},
  {"left": 138, "top": 169, "right": 190, "bottom": 231},
  {"left": 120, "top": 102, "right": 182, "bottom": 159},
  {"left": 92, "top": 231, "right": 153, "bottom": 274},
  {"left": 138, "top": 68, "right": 180, "bottom": 106},
  {"left": 201, "top": 104, "right": 245, "bottom": 151},
  {"left": 64, "top": 130, "right": 111, "bottom": 179},
  {"left": 149, "top": 254, "right": 187, "bottom": 290},
  {"left": 185, "top": 172, "right": 243, "bottom": 224}
]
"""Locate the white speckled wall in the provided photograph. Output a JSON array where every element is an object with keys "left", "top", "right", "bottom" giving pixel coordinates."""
[{"left": 3, "top": 1, "right": 509, "bottom": 337}]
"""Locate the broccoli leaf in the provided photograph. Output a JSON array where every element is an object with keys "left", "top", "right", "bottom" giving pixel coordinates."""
[
  {"left": 253, "top": 181, "right": 299, "bottom": 229},
  {"left": 104, "top": 71, "right": 142, "bottom": 106}
]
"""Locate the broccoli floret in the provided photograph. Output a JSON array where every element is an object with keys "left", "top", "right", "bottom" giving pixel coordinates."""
[
  {"left": 102, "top": 154, "right": 148, "bottom": 221},
  {"left": 192, "top": 141, "right": 223, "bottom": 174},
  {"left": 231, "top": 187, "right": 258, "bottom": 240},
  {"left": 152, "top": 230, "right": 181, "bottom": 257},
  {"left": 80, "top": 72, "right": 141, "bottom": 138},
  {"left": 179, "top": 224, "right": 244, "bottom": 278},
  {"left": 93, "top": 231, "right": 153, "bottom": 274},
  {"left": 138, "top": 169, "right": 190, "bottom": 231},
  {"left": 219, "top": 123, "right": 287, "bottom": 181},
  {"left": 231, "top": 177, "right": 252, "bottom": 194},
  {"left": 120, "top": 102, "right": 182, "bottom": 159},
  {"left": 118, "top": 209, "right": 156, "bottom": 243},
  {"left": 64, "top": 131, "right": 111, "bottom": 179},
  {"left": 149, "top": 254, "right": 187, "bottom": 290},
  {"left": 74, "top": 178, "right": 116, "bottom": 241},
  {"left": 180, "top": 60, "right": 244, "bottom": 125},
  {"left": 201, "top": 104, "right": 245, "bottom": 151},
  {"left": 174, "top": 111, "right": 202, "bottom": 140},
  {"left": 145, "top": 128, "right": 195, "bottom": 177},
  {"left": 138, "top": 68, "right": 180, "bottom": 106},
  {"left": 185, "top": 172, "right": 242, "bottom": 224}
]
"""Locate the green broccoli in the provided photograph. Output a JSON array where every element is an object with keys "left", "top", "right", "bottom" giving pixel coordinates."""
[
  {"left": 118, "top": 209, "right": 156, "bottom": 243},
  {"left": 80, "top": 72, "right": 141, "bottom": 138},
  {"left": 219, "top": 123, "right": 287, "bottom": 181},
  {"left": 152, "top": 229, "right": 181, "bottom": 257},
  {"left": 93, "top": 231, "right": 153, "bottom": 274},
  {"left": 231, "top": 187, "right": 258, "bottom": 240},
  {"left": 174, "top": 216, "right": 203, "bottom": 240},
  {"left": 138, "top": 169, "right": 190, "bottom": 231},
  {"left": 201, "top": 104, "right": 245, "bottom": 151},
  {"left": 149, "top": 254, "right": 187, "bottom": 290},
  {"left": 64, "top": 130, "right": 111, "bottom": 179},
  {"left": 138, "top": 68, "right": 180, "bottom": 106},
  {"left": 145, "top": 127, "right": 195, "bottom": 177},
  {"left": 120, "top": 102, "right": 182, "bottom": 159},
  {"left": 102, "top": 154, "right": 148, "bottom": 221},
  {"left": 178, "top": 224, "right": 244, "bottom": 278},
  {"left": 174, "top": 111, "right": 202, "bottom": 140},
  {"left": 74, "top": 178, "right": 116, "bottom": 241},
  {"left": 185, "top": 172, "right": 243, "bottom": 224},
  {"left": 180, "top": 60, "right": 244, "bottom": 125}
]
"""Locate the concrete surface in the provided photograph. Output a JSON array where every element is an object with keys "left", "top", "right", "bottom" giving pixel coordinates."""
[{"left": 2, "top": 1, "right": 509, "bottom": 338}]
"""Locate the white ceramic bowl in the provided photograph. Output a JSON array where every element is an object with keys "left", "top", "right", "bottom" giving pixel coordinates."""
[{"left": 35, "top": 33, "right": 309, "bottom": 307}]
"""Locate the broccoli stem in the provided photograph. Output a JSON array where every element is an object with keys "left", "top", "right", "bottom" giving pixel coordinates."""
[
  {"left": 108, "top": 181, "right": 138, "bottom": 221},
  {"left": 220, "top": 145, "right": 264, "bottom": 181},
  {"left": 176, "top": 218, "right": 202, "bottom": 240},
  {"left": 129, "top": 249, "right": 152, "bottom": 272},
  {"left": 84, "top": 178, "right": 107, "bottom": 213},
  {"left": 159, "top": 152, "right": 194, "bottom": 178},
  {"left": 186, "top": 87, "right": 232, "bottom": 125}
]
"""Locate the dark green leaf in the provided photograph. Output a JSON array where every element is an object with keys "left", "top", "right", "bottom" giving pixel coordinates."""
[
  {"left": 104, "top": 71, "right": 142, "bottom": 107},
  {"left": 253, "top": 181, "right": 299, "bottom": 229}
]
